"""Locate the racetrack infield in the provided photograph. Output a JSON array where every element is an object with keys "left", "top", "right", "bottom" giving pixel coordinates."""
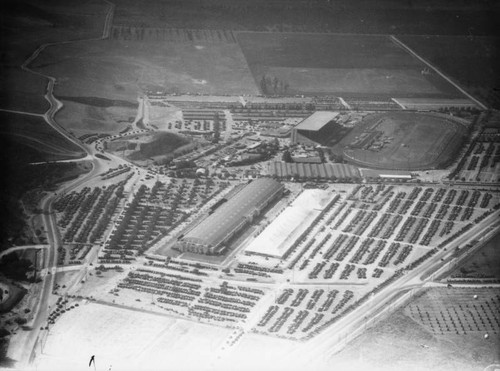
[{"left": 339, "top": 111, "right": 467, "bottom": 170}]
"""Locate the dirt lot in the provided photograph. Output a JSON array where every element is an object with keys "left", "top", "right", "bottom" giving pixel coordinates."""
[
  {"left": 237, "top": 32, "right": 461, "bottom": 98},
  {"left": 36, "top": 300, "right": 231, "bottom": 371}
]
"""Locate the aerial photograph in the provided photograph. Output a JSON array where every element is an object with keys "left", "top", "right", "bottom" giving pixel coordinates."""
[{"left": 0, "top": 0, "right": 499, "bottom": 370}]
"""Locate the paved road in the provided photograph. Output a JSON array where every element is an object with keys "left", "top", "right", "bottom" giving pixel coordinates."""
[
  {"left": 389, "top": 35, "right": 488, "bottom": 110},
  {"left": 0, "top": 109, "right": 44, "bottom": 117},
  {"left": 289, "top": 210, "right": 500, "bottom": 368},
  {"left": 10, "top": 1, "right": 116, "bottom": 367},
  {"left": 0, "top": 245, "right": 48, "bottom": 260}
]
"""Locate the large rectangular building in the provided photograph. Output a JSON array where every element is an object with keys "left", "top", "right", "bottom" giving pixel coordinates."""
[
  {"left": 245, "top": 189, "right": 335, "bottom": 259},
  {"left": 291, "top": 111, "right": 352, "bottom": 147},
  {"left": 176, "top": 178, "right": 284, "bottom": 255}
]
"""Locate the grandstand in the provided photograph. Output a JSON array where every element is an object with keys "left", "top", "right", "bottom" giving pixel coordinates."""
[
  {"left": 291, "top": 111, "right": 351, "bottom": 146},
  {"left": 176, "top": 178, "right": 284, "bottom": 255},
  {"left": 267, "top": 161, "right": 361, "bottom": 181}
]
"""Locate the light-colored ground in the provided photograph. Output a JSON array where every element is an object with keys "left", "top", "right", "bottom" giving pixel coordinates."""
[{"left": 35, "top": 301, "right": 231, "bottom": 371}]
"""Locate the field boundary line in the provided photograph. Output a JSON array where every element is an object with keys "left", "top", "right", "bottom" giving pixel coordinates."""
[
  {"left": 389, "top": 35, "right": 488, "bottom": 110},
  {"left": 0, "top": 108, "right": 45, "bottom": 117}
]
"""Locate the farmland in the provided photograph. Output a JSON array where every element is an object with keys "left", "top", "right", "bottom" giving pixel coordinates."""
[
  {"left": 400, "top": 35, "right": 500, "bottom": 109},
  {"left": 406, "top": 288, "right": 500, "bottom": 336},
  {"left": 110, "top": 0, "right": 500, "bottom": 36},
  {"left": 32, "top": 39, "right": 259, "bottom": 104},
  {"left": 237, "top": 32, "right": 462, "bottom": 98},
  {"left": 339, "top": 111, "right": 467, "bottom": 170},
  {"left": 324, "top": 306, "right": 499, "bottom": 371}
]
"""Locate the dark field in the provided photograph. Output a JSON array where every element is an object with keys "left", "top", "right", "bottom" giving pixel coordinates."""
[
  {"left": 451, "top": 232, "right": 500, "bottom": 280},
  {"left": 0, "top": 111, "right": 84, "bottom": 161},
  {"left": 400, "top": 36, "right": 500, "bottom": 109},
  {"left": 0, "top": 0, "right": 108, "bottom": 113},
  {"left": 112, "top": 0, "right": 500, "bottom": 36},
  {"left": 339, "top": 112, "right": 467, "bottom": 170},
  {"left": 237, "top": 32, "right": 461, "bottom": 98}
]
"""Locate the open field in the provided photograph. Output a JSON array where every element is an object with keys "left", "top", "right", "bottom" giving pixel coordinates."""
[
  {"left": 237, "top": 32, "right": 462, "bottom": 98},
  {"left": 400, "top": 35, "right": 500, "bottom": 109},
  {"left": 406, "top": 287, "right": 500, "bottom": 336},
  {"left": 0, "top": 111, "right": 84, "bottom": 159},
  {"left": 0, "top": 0, "right": 108, "bottom": 113},
  {"left": 111, "top": 0, "right": 500, "bottom": 35},
  {"left": 340, "top": 112, "right": 467, "bottom": 170},
  {"left": 0, "top": 111, "right": 84, "bottom": 161},
  {"left": 36, "top": 301, "right": 231, "bottom": 371},
  {"left": 450, "top": 232, "right": 500, "bottom": 280},
  {"left": 0, "top": 69, "right": 49, "bottom": 114},
  {"left": 32, "top": 39, "right": 259, "bottom": 102},
  {"left": 325, "top": 305, "right": 499, "bottom": 371},
  {"left": 55, "top": 100, "right": 137, "bottom": 137}
]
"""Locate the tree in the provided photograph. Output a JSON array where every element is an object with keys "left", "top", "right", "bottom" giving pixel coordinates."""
[
  {"left": 282, "top": 150, "right": 293, "bottom": 163},
  {"left": 212, "top": 113, "right": 221, "bottom": 143},
  {"left": 273, "top": 77, "right": 279, "bottom": 93},
  {"left": 317, "top": 148, "right": 325, "bottom": 163},
  {"left": 260, "top": 75, "right": 268, "bottom": 95}
]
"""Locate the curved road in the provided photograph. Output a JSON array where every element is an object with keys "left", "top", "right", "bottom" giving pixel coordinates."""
[{"left": 11, "top": 1, "right": 116, "bottom": 368}]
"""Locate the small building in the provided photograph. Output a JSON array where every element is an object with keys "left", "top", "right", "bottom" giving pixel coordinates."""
[{"left": 361, "top": 168, "right": 413, "bottom": 181}]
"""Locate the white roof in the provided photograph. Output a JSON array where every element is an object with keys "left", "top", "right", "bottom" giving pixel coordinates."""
[
  {"left": 295, "top": 111, "right": 339, "bottom": 131},
  {"left": 245, "top": 189, "right": 334, "bottom": 258}
]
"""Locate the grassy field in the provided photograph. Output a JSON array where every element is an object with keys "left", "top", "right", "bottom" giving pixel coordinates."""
[
  {"left": 32, "top": 39, "right": 259, "bottom": 101},
  {"left": 339, "top": 112, "right": 467, "bottom": 170},
  {"left": 450, "top": 232, "right": 500, "bottom": 279},
  {"left": 400, "top": 35, "right": 500, "bottom": 109},
  {"left": 55, "top": 100, "right": 137, "bottom": 137},
  {"left": 0, "top": 0, "right": 108, "bottom": 113},
  {"left": 0, "top": 111, "right": 84, "bottom": 160},
  {"left": 111, "top": 0, "right": 500, "bottom": 35},
  {"left": 237, "top": 32, "right": 462, "bottom": 98},
  {"left": 0, "top": 68, "right": 49, "bottom": 114}
]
